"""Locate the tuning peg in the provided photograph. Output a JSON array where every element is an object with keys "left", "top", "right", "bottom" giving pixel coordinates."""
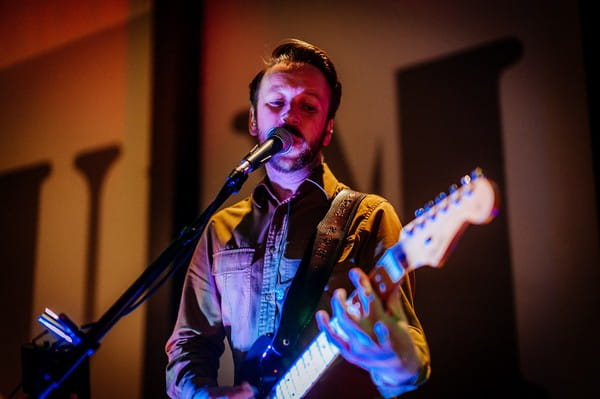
[
  {"left": 414, "top": 207, "right": 425, "bottom": 217},
  {"left": 470, "top": 167, "right": 483, "bottom": 179},
  {"left": 426, "top": 200, "right": 438, "bottom": 220},
  {"left": 449, "top": 183, "right": 462, "bottom": 204},
  {"left": 435, "top": 192, "right": 447, "bottom": 203},
  {"left": 460, "top": 174, "right": 472, "bottom": 186},
  {"left": 424, "top": 200, "right": 434, "bottom": 212},
  {"left": 436, "top": 192, "right": 449, "bottom": 212}
]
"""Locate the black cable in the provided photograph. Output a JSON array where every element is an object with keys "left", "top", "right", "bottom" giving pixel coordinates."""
[
  {"left": 123, "top": 245, "right": 194, "bottom": 316},
  {"left": 7, "top": 382, "right": 23, "bottom": 399},
  {"left": 31, "top": 329, "right": 49, "bottom": 346}
]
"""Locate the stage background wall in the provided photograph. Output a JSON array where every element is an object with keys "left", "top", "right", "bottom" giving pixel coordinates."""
[{"left": 0, "top": 1, "right": 597, "bottom": 398}]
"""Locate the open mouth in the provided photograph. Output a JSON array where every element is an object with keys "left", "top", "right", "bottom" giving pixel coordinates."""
[{"left": 282, "top": 124, "right": 302, "bottom": 138}]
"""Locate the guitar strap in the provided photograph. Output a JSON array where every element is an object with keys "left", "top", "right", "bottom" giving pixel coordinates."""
[{"left": 271, "top": 188, "right": 366, "bottom": 357}]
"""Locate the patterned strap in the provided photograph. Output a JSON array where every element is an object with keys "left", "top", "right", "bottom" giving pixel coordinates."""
[{"left": 272, "top": 189, "right": 366, "bottom": 357}]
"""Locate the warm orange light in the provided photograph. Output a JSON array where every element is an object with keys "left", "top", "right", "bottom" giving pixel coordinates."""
[{"left": 0, "top": 0, "right": 132, "bottom": 69}]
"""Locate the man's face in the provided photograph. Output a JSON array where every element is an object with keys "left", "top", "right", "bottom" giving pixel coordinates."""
[{"left": 251, "top": 62, "right": 334, "bottom": 173}]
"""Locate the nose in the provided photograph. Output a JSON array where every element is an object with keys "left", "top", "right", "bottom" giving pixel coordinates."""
[{"left": 281, "top": 105, "right": 300, "bottom": 126}]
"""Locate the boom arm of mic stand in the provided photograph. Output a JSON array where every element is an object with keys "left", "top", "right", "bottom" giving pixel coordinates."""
[{"left": 38, "top": 173, "right": 248, "bottom": 398}]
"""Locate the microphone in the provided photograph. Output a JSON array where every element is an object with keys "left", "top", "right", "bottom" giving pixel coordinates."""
[{"left": 228, "top": 127, "right": 293, "bottom": 179}]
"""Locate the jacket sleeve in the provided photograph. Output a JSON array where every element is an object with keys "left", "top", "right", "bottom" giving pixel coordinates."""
[{"left": 165, "top": 224, "right": 226, "bottom": 398}]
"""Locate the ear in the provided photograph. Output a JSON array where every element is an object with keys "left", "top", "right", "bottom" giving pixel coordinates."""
[
  {"left": 248, "top": 107, "right": 258, "bottom": 136},
  {"left": 322, "top": 119, "right": 334, "bottom": 147}
]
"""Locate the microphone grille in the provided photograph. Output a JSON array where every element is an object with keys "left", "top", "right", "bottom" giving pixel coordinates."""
[{"left": 269, "top": 127, "right": 293, "bottom": 154}]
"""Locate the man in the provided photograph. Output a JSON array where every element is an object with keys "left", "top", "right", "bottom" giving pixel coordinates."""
[{"left": 166, "top": 39, "right": 430, "bottom": 399}]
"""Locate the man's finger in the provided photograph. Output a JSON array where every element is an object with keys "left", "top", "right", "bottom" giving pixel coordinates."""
[
  {"left": 374, "top": 321, "right": 392, "bottom": 348},
  {"left": 386, "top": 289, "right": 409, "bottom": 323},
  {"left": 349, "top": 268, "right": 374, "bottom": 315},
  {"left": 316, "top": 310, "right": 352, "bottom": 354},
  {"left": 331, "top": 288, "right": 355, "bottom": 321}
]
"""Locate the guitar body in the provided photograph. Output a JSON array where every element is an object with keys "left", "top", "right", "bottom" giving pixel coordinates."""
[
  {"left": 238, "top": 335, "right": 286, "bottom": 397},
  {"left": 240, "top": 332, "right": 378, "bottom": 399},
  {"left": 304, "top": 360, "right": 378, "bottom": 399},
  {"left": 238, "top": 170, "right": 499, "bottom": 399}
]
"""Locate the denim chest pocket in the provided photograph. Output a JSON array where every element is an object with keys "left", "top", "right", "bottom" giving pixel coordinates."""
[
  {"left": 211, "top": 248, "right": 255, "bottom": 346},
  {"left": 212, "top": 248, "right": 255, "bottom": 275}
]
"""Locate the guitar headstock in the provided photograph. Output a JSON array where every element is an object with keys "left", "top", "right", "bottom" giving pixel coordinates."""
[
  {"left": 401, "top": 168, "right": 498, "bottom": 272},
  {"left": 372, "top": 169, "right": 499, "bottom": 295}
]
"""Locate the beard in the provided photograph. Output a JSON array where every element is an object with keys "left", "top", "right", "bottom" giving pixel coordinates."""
[
  {"left": 268, "top": 125, "right": 327, "bottom": 173},
  {"left": 273, "top": 147, "right": 317, "bottom": 172}
]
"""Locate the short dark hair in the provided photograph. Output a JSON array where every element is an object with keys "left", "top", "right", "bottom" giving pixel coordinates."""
[{"left": 249, "top": 39, "right": 342, "bottom": 120}]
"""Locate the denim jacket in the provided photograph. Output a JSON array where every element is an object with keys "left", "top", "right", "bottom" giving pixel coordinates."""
[{"left": 165, "top": 164, "right": 430, "bottom": 398}]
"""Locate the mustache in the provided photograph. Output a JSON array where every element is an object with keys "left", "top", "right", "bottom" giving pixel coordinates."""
[{"left": 281, "top": 124, "right": 302, "bottom": 138}]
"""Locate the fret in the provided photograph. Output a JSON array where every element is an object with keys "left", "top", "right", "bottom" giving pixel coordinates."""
[
  {"left": 275, "top": 379, "right": 289, "bottom": 398},
  {"left": 313, "top": 342, "right": 327, "bottom": 374},
  {"left": 308, "top": 342, "right": 326, "bottom": 371},
  {"left": 301, "top": 352, "right": 318, "bottom": 388},
  {"left": 298, "top": 362, "right": 312, "bottom": 395},
  {"left": 316, "top": 332, "right": 338, "bottom": 363},
  {"left": 296, "top": 357, "right": 310, "bottom": 391},
  {"left": 296, "top": 365, "right": 311, "bottom": 395},
  {"left": 286, "top": 370, "right": 299, "bottom": 396},
  {"left": 298, "top": 355, "right": 310, "bottom": 385},
  {"left": 305, "top": 348, "right": 320, "bottom": 380},
  {"left": 291, "top": 363, "right": 301, "bottom": 382}
]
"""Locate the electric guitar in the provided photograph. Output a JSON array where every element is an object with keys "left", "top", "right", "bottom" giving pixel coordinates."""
[{"left": 242, "top": 168, "right": 499, "bottom": 398}]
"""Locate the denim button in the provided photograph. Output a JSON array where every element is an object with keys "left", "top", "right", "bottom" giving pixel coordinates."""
[{"left": 275, "top": 288, "right": 285, "bottom": 301}]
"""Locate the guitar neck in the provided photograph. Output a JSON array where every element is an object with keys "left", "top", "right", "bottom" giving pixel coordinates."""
[{"left": 270, "top": 323, "right": 341, "bottom": 398}]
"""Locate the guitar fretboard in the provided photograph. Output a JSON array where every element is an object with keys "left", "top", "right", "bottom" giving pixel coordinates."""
[{"left": 271, "top": 320, "right": 344, "bottom": 398}]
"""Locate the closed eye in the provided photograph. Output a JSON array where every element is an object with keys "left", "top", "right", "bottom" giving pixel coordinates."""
[{"left": 301, "top": 103, "right": 318, "bottom": 113}]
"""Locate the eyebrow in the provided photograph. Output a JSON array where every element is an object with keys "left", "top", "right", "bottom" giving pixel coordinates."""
[{"left": 264, "top": 85, "right": 324, "bottom": 99}]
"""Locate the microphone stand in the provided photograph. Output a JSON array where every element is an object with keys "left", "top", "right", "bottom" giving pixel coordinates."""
[{"left": 35, "top": 172, "right": 249, "bottom": 398}]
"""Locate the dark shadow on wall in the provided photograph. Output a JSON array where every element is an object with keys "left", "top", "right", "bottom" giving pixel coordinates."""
[
  {"left": 143, "top": 2, "right": 202, "bottom": 398},
  {"left": 579, "top": 0, "right": 600, "bottom": 236},
  {"left": 0, "top": 162, "right": 51, "bottom": 396},
  {"left": 397, "top": 37, "right": 547, "bottom": 398},
  {"left": 74, "top": 145, "right": 121, "bottom": 324}
]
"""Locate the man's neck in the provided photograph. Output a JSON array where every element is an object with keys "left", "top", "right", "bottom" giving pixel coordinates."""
[{"left": 265, "top": 160, "right": 322, "bottom": 202}]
